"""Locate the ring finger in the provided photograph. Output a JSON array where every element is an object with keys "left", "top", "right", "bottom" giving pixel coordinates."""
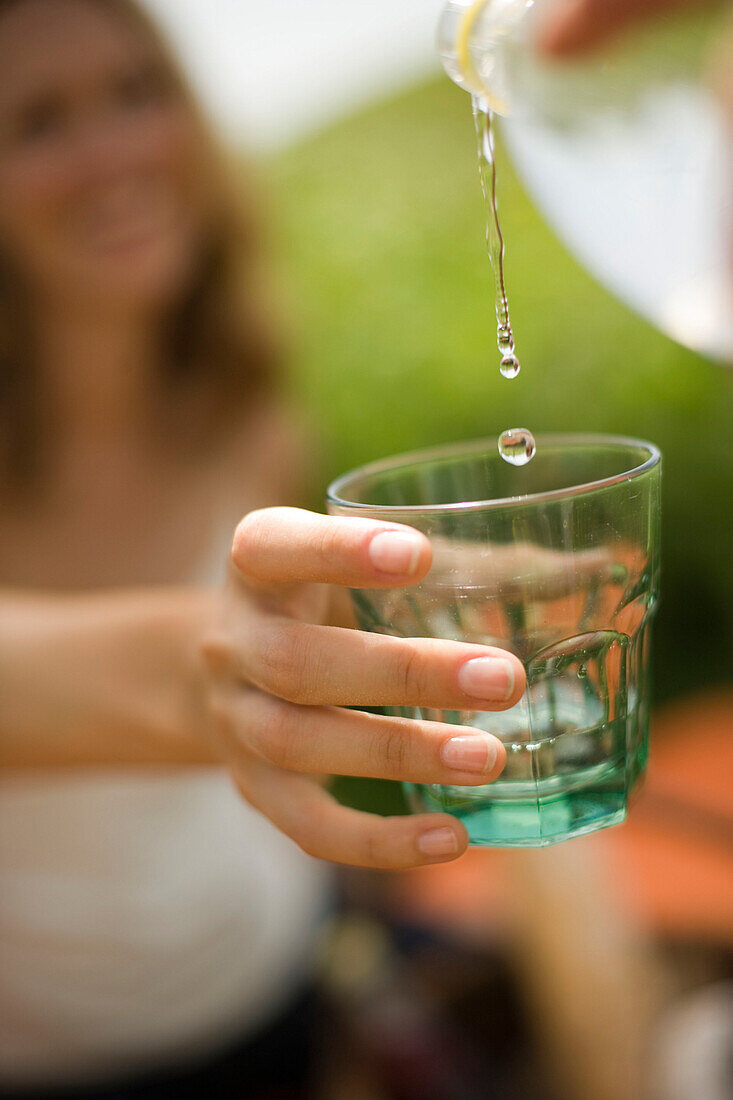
[{"left": 214, "top": 685, "right": 507, "bottom": 786}]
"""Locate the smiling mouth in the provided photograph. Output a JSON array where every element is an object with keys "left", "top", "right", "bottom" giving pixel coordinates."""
[{"left": 75, "top": 180, "right": 179, "bottom": 255}]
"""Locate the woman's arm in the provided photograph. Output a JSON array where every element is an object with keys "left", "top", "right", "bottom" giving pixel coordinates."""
[{"left": 0, "top": 588, "right": 217, "bottom": 769}]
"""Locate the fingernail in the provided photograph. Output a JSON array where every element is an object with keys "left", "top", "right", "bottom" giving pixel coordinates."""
[
  {"left": 369, "top": 531, "right": 422, "bottom": 576},
  {"left": 441, "top": 734, "right": 498, "bottom": 775},
  {"left": 458, "top": 658, "right": 515, "bottom": 702},
  {"left": 417, "top": 827, "right": 460, "bottom": 858}
]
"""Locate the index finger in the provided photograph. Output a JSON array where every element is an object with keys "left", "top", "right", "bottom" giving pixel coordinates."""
[{"left": 232, "top": 507, "right": 432, "bottom": 589}]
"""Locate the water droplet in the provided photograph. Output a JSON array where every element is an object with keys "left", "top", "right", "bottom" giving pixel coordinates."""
[
  {"left": 470, "top": 102, "right": 535, "bottom": 475},
  {"left": 497, "top": 327, "right": 514, "bottom": 356},
  {"left": 500, "top": 355, "right": 521, "bottom": 379},
  {"left": 578, "top": 664, "right": 588, "bottom": 679},
  {"left": 498, "top": 429, "right": 536, "bottom": 467}
]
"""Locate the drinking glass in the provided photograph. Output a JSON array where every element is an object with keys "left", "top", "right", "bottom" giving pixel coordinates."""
[{"left": 327, "top": 435, "right": 662, "bottom": 847}]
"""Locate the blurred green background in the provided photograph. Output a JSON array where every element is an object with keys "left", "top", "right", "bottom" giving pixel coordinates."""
[{"left": 271, "top": 76, "right": 733, "bottom": 728}]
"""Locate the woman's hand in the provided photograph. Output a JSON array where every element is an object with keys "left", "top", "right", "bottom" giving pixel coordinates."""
[{"left": 202, "top": 507, "right": 527, "bottom": 871}]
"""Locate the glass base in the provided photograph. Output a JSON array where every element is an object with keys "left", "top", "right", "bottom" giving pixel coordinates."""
[
  {"left": 464, "top": 798, "right": 627, "bottom": 848},
  {"left": 407, "top": 751, "right": 645, "bottom": 848}
]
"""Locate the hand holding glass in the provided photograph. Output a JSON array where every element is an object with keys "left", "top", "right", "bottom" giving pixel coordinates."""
[{"left": 328, "top": 435, "right": 661, "bottom": 847}]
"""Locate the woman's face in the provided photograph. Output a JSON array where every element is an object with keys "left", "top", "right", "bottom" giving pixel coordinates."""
[{"left": 0, "top": 0, "right": 204, "bottom": 312}]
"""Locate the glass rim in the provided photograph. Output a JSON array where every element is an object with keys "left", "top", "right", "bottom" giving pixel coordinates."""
[{"left": 327, "top": 433, "right": 662, "bottom": 516}]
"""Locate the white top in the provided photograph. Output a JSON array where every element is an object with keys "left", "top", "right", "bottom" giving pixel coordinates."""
[
  {"left": 0, "top": 770, "right": 329, "bottom": 1089},
  {"left": 0, "top": 520, "right": 330, "bottom": 1090}
]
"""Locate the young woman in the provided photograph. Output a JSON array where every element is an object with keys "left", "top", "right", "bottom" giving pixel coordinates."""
[{"left": 0, "top": 1, "right": 525, "bottom": 1094}]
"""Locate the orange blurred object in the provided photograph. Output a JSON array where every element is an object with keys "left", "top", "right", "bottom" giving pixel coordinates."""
[
  {"left": 600, "top": 690, "right": 733, "bottom": 942},
  {"left": 389, "top": 691, "right": 733, "bottom": 945}
]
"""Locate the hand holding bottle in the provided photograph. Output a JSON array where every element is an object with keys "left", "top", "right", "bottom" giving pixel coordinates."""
[{"left": 537, "top": 0, "right": 718, "bottom": 56}]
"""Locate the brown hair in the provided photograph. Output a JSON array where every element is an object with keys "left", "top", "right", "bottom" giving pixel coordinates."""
[{"left": 0, "top": 0, "right": 278, "bottom": 490}]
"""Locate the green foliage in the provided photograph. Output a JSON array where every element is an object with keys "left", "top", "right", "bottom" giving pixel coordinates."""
[{"left": 271, "top": 77, "right": 733, "bottom": 706}]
